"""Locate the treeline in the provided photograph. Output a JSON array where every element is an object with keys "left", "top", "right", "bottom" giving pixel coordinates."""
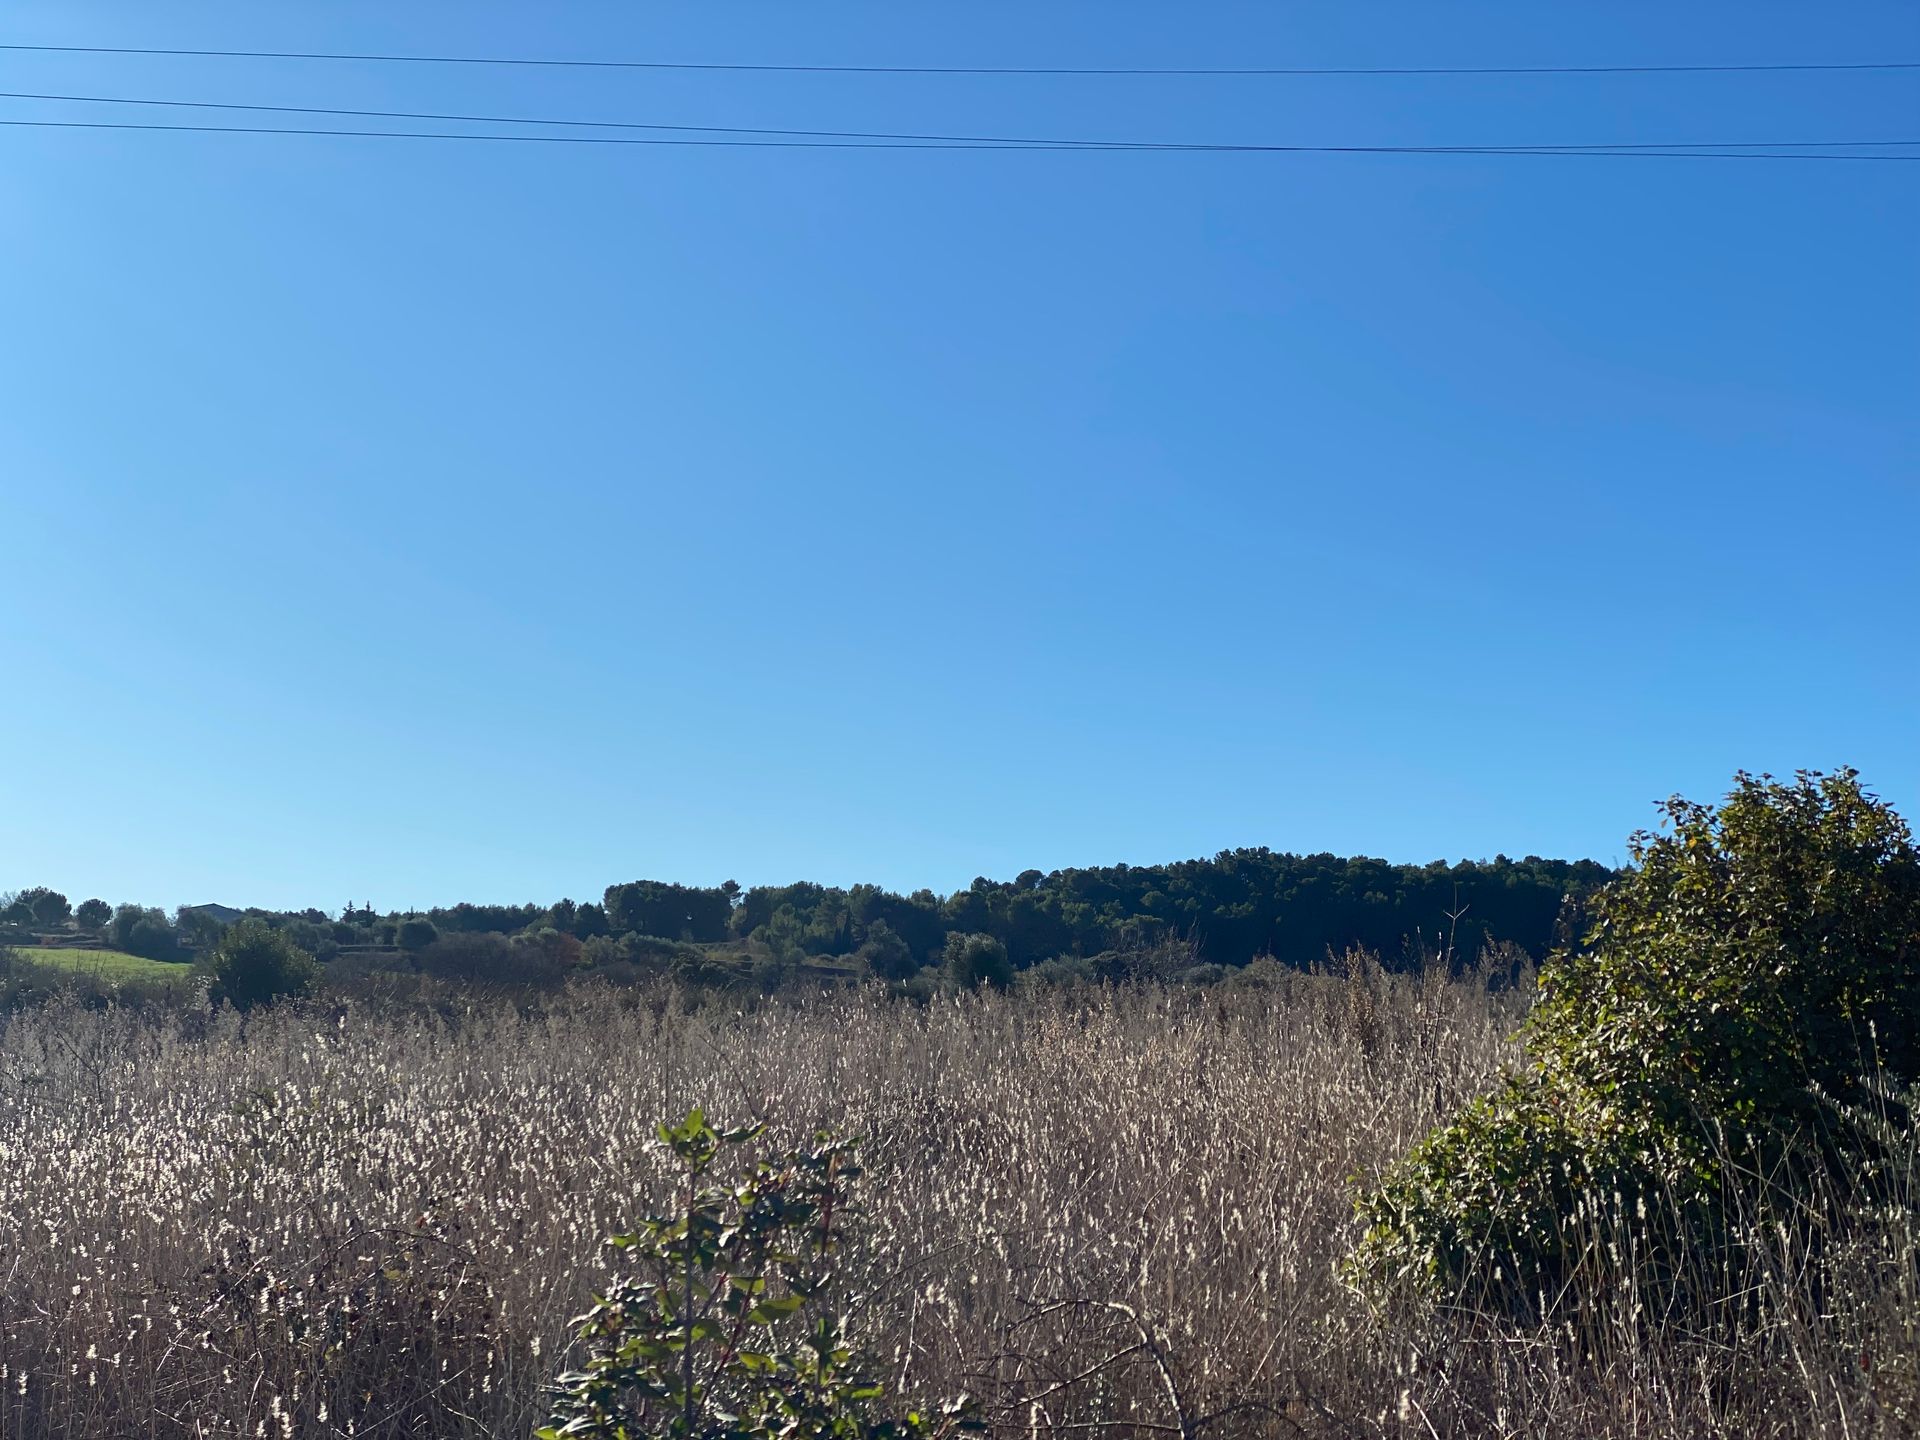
[
  {"left": 709, "top": 851, "right": 1611, "bottom": 975},
  {"left": 8, "top": 850, "right": 1611, "bottom": 988},
  {"left": 2, "top": 889, "right": 187, "bottom": 959}
]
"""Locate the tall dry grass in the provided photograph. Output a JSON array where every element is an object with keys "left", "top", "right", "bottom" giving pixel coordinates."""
[{"left": 0, "top": 966, "right": 1912, "bottom": 1438}]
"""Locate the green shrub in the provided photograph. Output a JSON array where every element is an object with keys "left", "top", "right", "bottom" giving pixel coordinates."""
[
  {"left": 395, "top": 917, "right": 439, "bottom": 952},
  {"left": 853, "top": 920, "right": 917, "bottom": 981},
  {"left": 108, "top": 904, "right": 181, "bottom": 960},
  {"left": 1353, "top": 769, "right": 1920, "bottom": 1303},
  {"left": 201, "top": 918, "right": 318, "bottom": 1010},
  {"left": 539, "top": 1111, "right": 980, "bottom": 1440},
  {"left": 942, "top": 932, "right": 1010, "bottom": 991}
]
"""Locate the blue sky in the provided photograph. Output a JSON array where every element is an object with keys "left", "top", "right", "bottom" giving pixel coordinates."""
[{"left": 2, "top": 2, "right": 1915, "bottom": 913}]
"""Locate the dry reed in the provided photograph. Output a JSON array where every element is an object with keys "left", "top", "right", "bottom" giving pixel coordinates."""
[{"left": 0, "top": 965, "right": 1912, "bottom": 1438}]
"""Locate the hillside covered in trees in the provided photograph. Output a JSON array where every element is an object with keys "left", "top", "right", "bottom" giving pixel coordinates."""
[{"left": 6, "top": 849, "right": 1613, "bottom": 990}]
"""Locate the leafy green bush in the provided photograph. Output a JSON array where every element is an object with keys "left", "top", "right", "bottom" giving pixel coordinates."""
[
  {"left": 853, "top": 920, "right": 917, "bottom": 981},
  {"left": 540, "top": 1111, "right": 980, "bottom": 1440},
  {"left": 200, "top": 918, "right": 318, "bottom": 1010},
  {"left": 1353, "top": 769, "right": 1920, "bottom": 1303},
  {"left": 942, "top": 933, "right": 1011, "bottom": 991},
  {"left": 108, "top": 904, "right": 181, "bottom": 960},
  {"left": 395, "top": 917, "right": 438, "bottom": 952}
]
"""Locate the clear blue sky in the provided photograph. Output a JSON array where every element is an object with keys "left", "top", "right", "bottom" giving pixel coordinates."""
[{"left": 3, "top": 2, "right": 1915, "bottom": 914}]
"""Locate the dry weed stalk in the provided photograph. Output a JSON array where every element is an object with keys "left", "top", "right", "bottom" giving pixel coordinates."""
[{"left": 0, "top": 968, "right": 1910, "bottom": 1438}]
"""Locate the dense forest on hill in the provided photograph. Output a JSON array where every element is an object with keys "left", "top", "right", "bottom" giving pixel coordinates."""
[{"left": 5, "top": 849, "right": 1613, "bottom": 989}]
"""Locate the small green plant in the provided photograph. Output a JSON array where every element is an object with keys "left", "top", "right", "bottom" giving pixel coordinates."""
[
  {"left": 1353, "top": 769, "right": 1920, "bottom": 1303},
  {"left": 200, "top": 918, "right": 318, "bottom": 1010},
  {"left": 539, "top": 1110, "right": 981, "bottom": 1440}
]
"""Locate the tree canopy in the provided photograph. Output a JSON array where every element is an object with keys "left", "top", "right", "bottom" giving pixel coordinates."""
[
  {"left": 4, "top": 847, "right": 1609, "bottom": 988},
  {"left": 705, "top": 850, "right": 1607, "bottom": 976}
]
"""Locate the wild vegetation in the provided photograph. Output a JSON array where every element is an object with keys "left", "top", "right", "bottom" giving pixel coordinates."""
[
  {"left": 1, "top": 848, "right": 1611, "bottom": 997},
  {"left": 0, "top": 965, "right": 1911, "bottom": 1438},
  {"left": 3, "top": 771, "right": 1916, "bottom": 1438},
  {"left": 1355, "top": 770, "right": 1920, "bottom": 1307},
  {"left": 539, "top": 1111, "right": 982, "bottom": 1440}
]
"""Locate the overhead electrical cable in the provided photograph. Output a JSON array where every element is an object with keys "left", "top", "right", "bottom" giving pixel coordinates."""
[
  {"left": 2, "top": 114, "right": 1914, "bottom": 160},
  {"left": 4, "top": 87, "right": 1917, "bottom": 155},
  {"left": 0, "top": 88, "right": 1216, "bottom": 148},
  {"left": 3, "top": 42, "right": 1918, "bottom": 77}
]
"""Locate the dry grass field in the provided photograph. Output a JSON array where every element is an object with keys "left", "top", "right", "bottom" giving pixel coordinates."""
[{"left": 0, "top": 970, "right": 1913, "bottom": 1439}]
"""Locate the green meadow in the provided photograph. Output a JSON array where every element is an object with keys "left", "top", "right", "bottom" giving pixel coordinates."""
[{"left": 11, "top": 946, "right": 195, "bottom": 983}]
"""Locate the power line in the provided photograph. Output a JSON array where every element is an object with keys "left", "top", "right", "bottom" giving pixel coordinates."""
[
  {"left": 4, "top": 115, "right": 1915, "bottom": 160},
  {"left": 0, "top": 89, "right": 1194, "bottom": 148},
  {"left": 0, "top": 116, "right": 1073, "bottom": 150},
  {"left": 11, "top": 88, "right": 1915, "bottom": 154},
  {"left": 3, "top": 41, "right": 1918, "bottom": 78}
]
